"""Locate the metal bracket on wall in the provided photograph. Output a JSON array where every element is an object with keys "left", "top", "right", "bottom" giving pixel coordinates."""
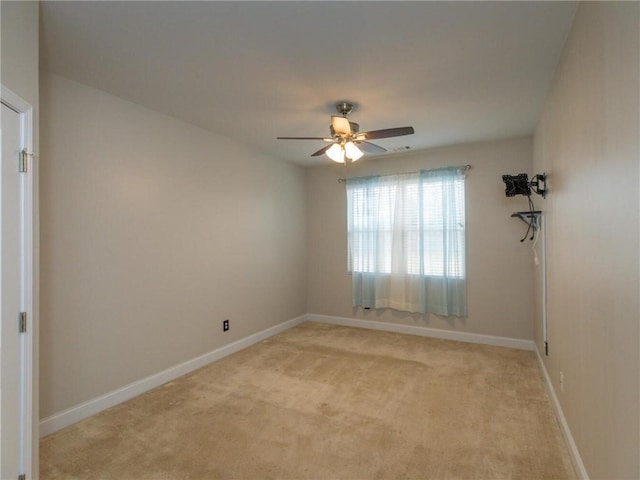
[{"left": 511, "top": 211, "right": 542, "bottom": 230}]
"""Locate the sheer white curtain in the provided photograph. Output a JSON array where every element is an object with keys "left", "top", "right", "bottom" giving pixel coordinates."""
[{"left": 347, "top": 167, "right": 466, "bottom": 316}]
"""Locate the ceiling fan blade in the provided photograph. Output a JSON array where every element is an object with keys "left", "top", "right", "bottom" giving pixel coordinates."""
[
  {"left": 331, "top": 116, "right": 352, "bottom": 135},
  {"left": 360, "top": 126, "right": 415, "bottom": 140},
  {"left": 311, "top": 143, "right": 335, "bottom": 157},
  {"left": 356, "top": 141, "right": 387, "bottom": 154},
  {"left": 277, "top": 136, "right": 332, "bottom": 141}
]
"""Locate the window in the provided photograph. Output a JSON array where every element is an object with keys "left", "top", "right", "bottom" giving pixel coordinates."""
[{"left": 346, "top": 167, "right": 467, "bottom": 316}]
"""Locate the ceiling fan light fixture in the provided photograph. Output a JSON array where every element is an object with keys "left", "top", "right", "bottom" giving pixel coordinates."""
[
  {"left": 345, "top": 141, "right": 363, "bottom": 161},
  {"left": 326, "top": 143, "right": 345, "bottom": 163}
]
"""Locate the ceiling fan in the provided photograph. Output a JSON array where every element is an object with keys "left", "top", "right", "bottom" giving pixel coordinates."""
[{"left": 277, "top": 102, "right": 415, "bottom": 163}]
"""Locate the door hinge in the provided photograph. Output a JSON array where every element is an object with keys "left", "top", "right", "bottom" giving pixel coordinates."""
[
  {"left": 18, "top": 474, "right": 26, "bottom": 480},
  {"left": 544, "top": 341, "right": 549, "bottom": 356},
  {"left": 19, "top": 312, "right": 27, "bottom": 333},
  {"left": 19, "top": 149, "right": 30, "bottom": 173}
]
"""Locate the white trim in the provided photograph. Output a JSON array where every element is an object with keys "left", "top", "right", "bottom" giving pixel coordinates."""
[
  {"left": 534, "top": 345, "right": 589, "bottom": 479},
  {"left": 541, "top": 214, "right": 548, "bottom": 353},
  {"left": 306, "top": 313, "right": 535, "bottom": 351},
  {"left": 19, "top": 97, "right": 35, "bottom": 480},
  {"left": 39, "top": 315, "right": 306, "bottom": 437},
  {"left": 1, "top": 85, "right": 36, "bottom": 479},
  {"left": 1, "top": 86, "right": 33, "bottom": 114}
]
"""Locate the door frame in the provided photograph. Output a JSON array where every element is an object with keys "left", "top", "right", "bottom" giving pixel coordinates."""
[{"left": 1, "top": 84, "right": 36, "bottom": 479}]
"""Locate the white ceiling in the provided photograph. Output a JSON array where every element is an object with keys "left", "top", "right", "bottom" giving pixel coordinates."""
[{"left": 40, "top": 1, "right": 577, "bottom": 165}]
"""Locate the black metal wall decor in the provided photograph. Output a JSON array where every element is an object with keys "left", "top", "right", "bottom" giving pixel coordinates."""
[{"left": 501, "top": 172, "right": 547, "bottom": 241}]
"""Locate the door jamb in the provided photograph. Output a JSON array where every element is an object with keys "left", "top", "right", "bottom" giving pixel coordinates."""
[{"left": 1, "top": 84, "right": 37, "bottom": 479}]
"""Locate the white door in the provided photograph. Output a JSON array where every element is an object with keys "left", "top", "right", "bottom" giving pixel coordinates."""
[{"left": 1, "top": 99, "right": 29, "bottom": 479}]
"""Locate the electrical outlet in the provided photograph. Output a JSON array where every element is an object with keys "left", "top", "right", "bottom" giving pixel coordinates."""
[
  {"left": 560, "top": 372, "right": 564, "bottom": 392},
  {"left": 223, "top": 319, "right": 229, "bottom": 332}
]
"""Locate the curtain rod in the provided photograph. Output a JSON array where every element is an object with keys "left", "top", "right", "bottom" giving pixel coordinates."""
[{"left": 337, "top": 164, "right": 472, "bottom": 183}]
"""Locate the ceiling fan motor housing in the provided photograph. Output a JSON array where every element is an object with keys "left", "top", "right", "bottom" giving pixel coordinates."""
[
  {"left": 330, "top": 122, "right": 359, "bottom": 139},
  {"left": 336, "top": 101, "right": 355, "bottom": 116}
]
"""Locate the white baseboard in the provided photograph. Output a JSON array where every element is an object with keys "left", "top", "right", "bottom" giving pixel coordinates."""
[
  {"left": 534, "top": 345, "right": 589, "bottom": 480},
  {"left": 39, "top": 314, "right": 307, "bottom": 437},
  {"left": 306, "top": 313, "right": 535, "bottom": 351}
]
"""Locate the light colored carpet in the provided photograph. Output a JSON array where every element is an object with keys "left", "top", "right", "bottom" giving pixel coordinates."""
[{"left": 40, "top": 322, "right": 575, "bottom": 479}]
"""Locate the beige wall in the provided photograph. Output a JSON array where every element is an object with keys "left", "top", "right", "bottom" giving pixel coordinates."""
[
  {"left": 307, "top": 137, "right": 536, "bottom": 340},
  {"left": 533, "top": 2, "right": 639, "bottom": 478},
  {"left": 1, "top": 1, "right": 39, "bottom": 107},
  {"left": 39, "top": 74, "right": 307, "bottom": 417}
]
